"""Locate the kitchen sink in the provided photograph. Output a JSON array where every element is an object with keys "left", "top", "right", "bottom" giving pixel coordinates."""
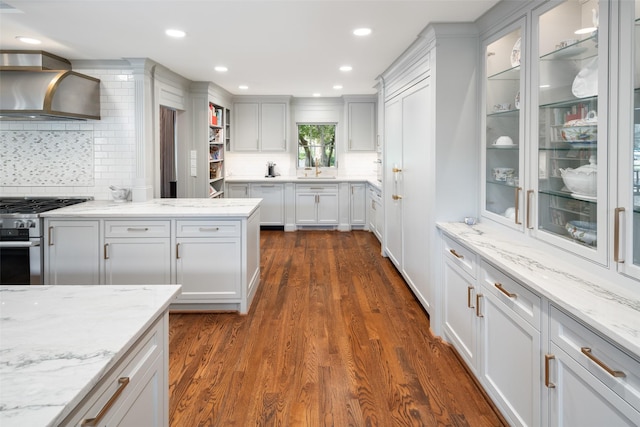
[{"left": 296, "top": 176, "right": 336, "bottom": 179}]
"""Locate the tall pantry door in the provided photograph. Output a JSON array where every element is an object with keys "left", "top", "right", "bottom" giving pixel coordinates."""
[
  {"left": 384, "top": 96, "right": 403, "bottom": 267},
  {"left": 400, "top": 79, "right": 432, "bottom": 309}
]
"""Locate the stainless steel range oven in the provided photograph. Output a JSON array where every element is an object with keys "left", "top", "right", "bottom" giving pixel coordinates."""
[{"left": 0, "top": 197, "right": 90, "bottom": 285}]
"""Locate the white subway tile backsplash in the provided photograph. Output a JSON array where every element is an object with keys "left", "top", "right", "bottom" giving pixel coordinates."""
[{"left": 0, "top": 67, "right": 136, "bottom": 199}]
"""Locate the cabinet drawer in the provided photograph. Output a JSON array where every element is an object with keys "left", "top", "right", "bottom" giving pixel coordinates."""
[
  {"left": 60, "top": 316, "right": 165, "bottom": 426},
  {"left": 442, "top": 235, "right": 478, "bottom": 279},
  {"left": 480, "top": 261, "right": 541, "bottom": 330},
  {"left": 176, "top": 220, "right": 240, "bottom": 237},
  {"left": 105, "top": 221, "right": 170, "bottom": 238},
  {"left": 550, "top": 305, "right": 640, "bottom": 410},
  {"left": 295, "top": 183, "right": 338, "bottom": 193}
]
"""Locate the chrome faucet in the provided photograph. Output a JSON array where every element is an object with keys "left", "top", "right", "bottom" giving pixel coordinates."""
[{"left": 315, "top": 157, "right": 322, "bottom": 177}]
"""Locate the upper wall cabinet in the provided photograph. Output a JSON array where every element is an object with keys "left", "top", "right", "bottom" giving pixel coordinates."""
[
  {"left": 482, "top": 23, "right": 526, "bottom": 231},
  {"left": 531, "top": 0, "right": 609, "bottom": 265},
  {"left": 346, "top": 99, "right": 376, "bottom": 151},
  {"left": 232, "top": 97, "right": 289, "bottom": 152},
  {"left": 615, "top": 0, "right": 640, "bottom": 280}
]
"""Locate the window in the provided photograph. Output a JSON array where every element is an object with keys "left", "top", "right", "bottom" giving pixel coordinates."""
[{"left": 297, "top": 124, "right": 336, "bottom": 168}]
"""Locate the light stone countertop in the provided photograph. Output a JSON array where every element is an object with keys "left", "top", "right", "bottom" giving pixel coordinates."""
[
  {"left": 437, "top": 221, "right": 640, "bottom": 360},
  {"left": 39, "top": 198, "right": 262, "bottom": 218},
  {"left": 226, "top": 175, "right": 382, "bottom": 190},
  {"left": 0, "top": 284, "right": 181, "bottom": 427}
]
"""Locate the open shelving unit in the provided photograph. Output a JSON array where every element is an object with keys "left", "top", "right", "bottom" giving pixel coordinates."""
[{"left": 208, "top": 103, "right": 225, "bottom": 198}]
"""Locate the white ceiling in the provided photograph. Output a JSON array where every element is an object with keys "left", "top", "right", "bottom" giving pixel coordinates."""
[{"left": 0, "top": 0, "right": 500, "bottom": 97}]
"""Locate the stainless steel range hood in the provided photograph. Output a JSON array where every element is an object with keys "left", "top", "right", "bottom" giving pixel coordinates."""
[{"left": 0, "top": 50, "right": 100, "bottom": 121}]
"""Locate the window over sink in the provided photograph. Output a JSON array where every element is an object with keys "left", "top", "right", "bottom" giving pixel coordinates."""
[{"left": 297, "top": 123, "right": 336, "bottom": 169}]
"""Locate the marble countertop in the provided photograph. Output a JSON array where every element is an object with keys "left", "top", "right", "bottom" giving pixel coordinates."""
[
  {"left": 0, "top": 284, "right": 181, "bottom": 427},
  {"left": 437, "top": 221, "right": 640, "bottom": 359},
  {"left": 226, "top": 175, "right": 382, "bottom": 189},
  {"left": 40, "top": 198, "right": 261, "bottom": 218}
]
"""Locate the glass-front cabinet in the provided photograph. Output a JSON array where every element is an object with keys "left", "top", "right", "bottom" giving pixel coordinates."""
[
  {"left": 616, "top": 0, "right": 640, "bottom": 279},
  {"left": 531, "top": 0, "right": 608, "bottom": 264},
  {"left": 483, "top": 23, "right": 526, "bottom": 230}
]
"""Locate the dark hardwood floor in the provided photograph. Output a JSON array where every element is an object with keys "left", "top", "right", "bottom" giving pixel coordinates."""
[{"left": 169, "top": 230, "right": 506, "bottom": 426}]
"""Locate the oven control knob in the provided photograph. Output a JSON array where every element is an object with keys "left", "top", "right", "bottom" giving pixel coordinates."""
[{"left": 26, "top": 220, "right": 36, "bottom": 228}]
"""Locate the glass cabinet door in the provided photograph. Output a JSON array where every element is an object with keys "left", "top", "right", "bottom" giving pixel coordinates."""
[
  {"left": 484, "top": 25, "right": 525, "bottom": 230},
  {"left": 533, "top": 0, "right": 608, "bottom": 264},
  {"left": 616, "top": 0, "right": 640, "bottom": 279}
]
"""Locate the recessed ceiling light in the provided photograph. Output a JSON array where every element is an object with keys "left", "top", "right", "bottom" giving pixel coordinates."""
[
  {"left": 339, "top": 65, "right": 352, "bottom": 72},
  {"left": 238, "top": 85, "right": 249, "bottom": 90},
  {"left": 214, "top": 66, "right": 228, "bottom": 72},
  {"left": 333, "top": 85, "right": 343, "bottom": 90},
  {"left": 16, "top": 36, "right": 41, "bottom": 45},
  {"left": 574, "top": 27, "right": 597, "bottom": 35},
  {"left": 313, "top": 93, "right": 322, "bottom": 97},
  {"left": 353, "top": 28, "right": 372, "bottom": 36},
  {"left": 165, "top": 29, "right": 186, "bottom": 38}
]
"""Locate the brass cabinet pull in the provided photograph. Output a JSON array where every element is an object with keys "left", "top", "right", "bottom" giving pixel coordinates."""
[
  {"left": 126, "top": 227, "right": 149, "bottom": 232},
  {"left": 581, "top": 347, "right": 626, "bottom": 378},
  {"left": 467, "top": 286, "right": 474, "bottom": 308},
  {"left": 104, "top": 243, "right": 109, "bottom": 260},
  {"left": 81, "top": 377, "right": 130, "bottom": 426},
  {"left": 514, "top": 187, "right": 522, "bottom": 225},
  {"left": 495, "top": 282, "right": 517, "bottom": 299},
  {"left": 475, "top": 294, "right": 483, "bottom": 317},
  {"left": 199, "top": 227, "right": 219, "bottom": 232},
  {"left": 545, "top": 354, "right": 556, "bottom": 388},
  {"left": 392, "top": 167, "right": 402, "bottom": 173},
  {"left": 176, "top": 243, "right": 181, "bottom": 259},
  {"left": 449, "top": 249, "right": 464, "bottom": 259},
  {"left": 392, "top": 194, "right": 403, "bottom": 200},
  {"left": 526, "top": 190, "right": 534, "bottom": 229},
  {"left": 48, "top": 226, "right": 54, "bottom": 246},
  {"left": 614, "top": 207, "right": 625, "bottom": 263}
]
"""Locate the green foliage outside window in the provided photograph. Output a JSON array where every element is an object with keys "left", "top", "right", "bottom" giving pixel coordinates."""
[{"left": 298, "top": 124, "right": 336, "bottom": 168}]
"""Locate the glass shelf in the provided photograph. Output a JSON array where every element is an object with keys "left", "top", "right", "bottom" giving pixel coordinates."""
[
  {"left": 539, "top": 188, "right": 597, "bottom": 203},
  {"left": 488, "top": 66, "right": 521, "bottom": 81},
  {"left": 540, "top": 36, "right": 597, "bottom": 62},
  {"left": 487, "top": 109, "right": 520, "bottom": 118},
  {"left": 540, "top": 96, "right": 597, "bottom": 109}
]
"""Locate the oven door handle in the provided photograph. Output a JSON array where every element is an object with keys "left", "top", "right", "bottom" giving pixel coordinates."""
[{"left": 0, "top": 241, "right": 40, "bottom": 248}]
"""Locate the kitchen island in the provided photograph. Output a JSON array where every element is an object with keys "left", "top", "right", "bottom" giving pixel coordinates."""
[
  {"left": 40, "top": 198, "right": 261, "bottom": 313},
  {"left": 0, "top": 284, "right": 181, "bottom": 427}
]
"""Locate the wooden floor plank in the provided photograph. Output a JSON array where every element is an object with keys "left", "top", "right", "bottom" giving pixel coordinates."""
[{"left": 169, "top": 230, "right": 507, "bottom": 426}]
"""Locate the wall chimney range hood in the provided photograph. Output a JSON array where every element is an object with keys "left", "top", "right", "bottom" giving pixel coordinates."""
[{"left": 0, "top": 50, "right": 100, "bottom": 121}]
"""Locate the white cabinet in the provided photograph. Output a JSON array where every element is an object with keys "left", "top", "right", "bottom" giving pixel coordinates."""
[
  {"left": 226, "top": 183, "right": 249, "bottom": 198},
  {"left": 233, "top": 99, "right": 288, "bottom": 152},
  {"left": 349, "top": 183, "right": 366, "bottom": 226},
  {"left": 347, "top": 101, "right": 376, "bottom": 151},
  {"left": 175, "top": 221, "right": 242, "bottom": 302},
  {"left": 103, "top": 221, "right": 171, "bottom": 285},
  {"left": 45, "top": 220, "right": 100, "bottom": 285},
  {"left": 60, "top": 314, "right": 167, "bottom": 427},
  {"left": 382, "top": 24, "right": 479, "bottom": 318},
  {"left": 233, "top": 102, "right": 259, "bottom": 151},
  {"left": 260, "top": 103, "right": 287, "bottom": 151},
  {"left": 478, "top": 261, "right": 541, "bottom": 427},
  {"left": 546, "top": 306, "right": 640, "bottom": 426},
  {"left": 442, "top": 236, "right": 479, "bottom": 371},
  {"left": 250, "top": 183, "right": 284, "bottom": 225},
  {"left": 295, "top": 184, "right": 339, "bottom": 225},
  {"left": 368, "top": 184, "right": 382, "bottom": 241},
  {"left": 384, "top": 77, "right": 433, "bottom": 311}
]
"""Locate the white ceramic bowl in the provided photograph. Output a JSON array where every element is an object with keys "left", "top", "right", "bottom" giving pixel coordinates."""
[
  {"left": 560, "top": 167, "right": 596, "bottom": 197},
  {"left": 111, "top": 188, "right": 130, "bottom": 202},
  {"left": 565, "top": 221, "right": 597, "bottom": 245}
]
